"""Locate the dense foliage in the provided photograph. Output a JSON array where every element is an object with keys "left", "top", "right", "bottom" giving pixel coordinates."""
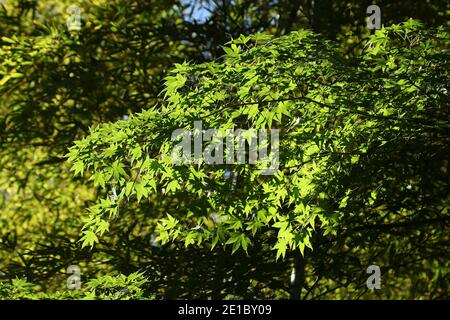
[{"left": 0, "top": 0, "right": 449, "bottom": 300}]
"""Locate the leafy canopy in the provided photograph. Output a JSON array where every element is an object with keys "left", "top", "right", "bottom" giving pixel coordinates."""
[{"left": 68, "top": 20, "right": 449, "bottom": 261}]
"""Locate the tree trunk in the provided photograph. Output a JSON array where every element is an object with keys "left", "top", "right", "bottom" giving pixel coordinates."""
[{"left": 291, "top": 253, "right": 306, "bottom": 300}]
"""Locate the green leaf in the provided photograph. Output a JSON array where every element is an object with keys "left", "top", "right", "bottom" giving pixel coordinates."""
[
  {"left": 71, "top": 161, "right": 84, "bottom": 176},
  {"left": 135, "top": 182, "right": 148, "bottom": 203},
  {"left": 81, "top": 230, "right": 99, "bottom": 248},
  {"left": 91, "top": 172, "right": 106, "bottom": 188}
]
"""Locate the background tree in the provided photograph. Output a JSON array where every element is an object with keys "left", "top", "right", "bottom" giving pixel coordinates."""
[{"left": 1, "top": 0, "right": 449, "bottom": 299}]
